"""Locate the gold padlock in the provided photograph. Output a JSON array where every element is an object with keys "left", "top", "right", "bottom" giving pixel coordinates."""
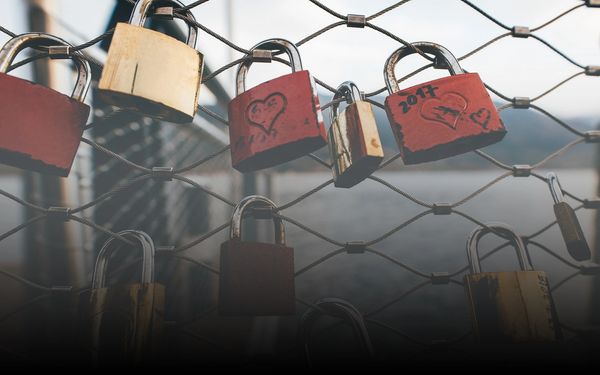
[
  {"left": 82, "top": 230, "right": 165, "bottom": 365},
  {"left": 463, "top": 223, "right": 562, "bottom": 343},
  {"left": 328, "top": 81, "right": 384, "bottom": 188},
  {"left": 99, "top": 0, "right": 203, "bottom": 123}
]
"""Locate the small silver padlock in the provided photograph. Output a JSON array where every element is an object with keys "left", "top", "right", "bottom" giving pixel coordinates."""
[
  {"left": 546, "top": 172, "right": 591, "bottom": 261},
  {"left": 464, "top": 223, "right": 562, "bottom": 343},
  {"left": 300, "top": 297, "right": 375, "bottom": 367}
]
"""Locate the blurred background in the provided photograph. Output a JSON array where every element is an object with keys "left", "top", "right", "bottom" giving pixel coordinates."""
[{"left": 0, "top": 0, "right": 599, "bottom": 366}]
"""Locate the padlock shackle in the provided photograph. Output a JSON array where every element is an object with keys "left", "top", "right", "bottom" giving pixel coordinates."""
[
  {"left": 329, "top": 81, "right": 363, "bottom": 124},
  {"left": 384, "top": 42, "right": 464, "bottom": 94},
  {"left": 236, "top": 38, "right": 303, "bottom": 96},
  {"left": 230, "top": 195, "right": 286, "bottom": 245},
  {"left": 0, "top": 32, "right": 91, "bottom": 102},
  {"left": 92, "top": 230, "right": 155, "bottom": 289},
  {"left": 546, "top": 172, "right": 565, "bottom": 204},
  {"left": 129, "top": 0, "right": 198, "bottom": 48},
  {"left": 300, "top": 297, "right": 375, "bottom": 367},
  {"left": 467, "top": 222, "right": 533, "bottom": 274}
]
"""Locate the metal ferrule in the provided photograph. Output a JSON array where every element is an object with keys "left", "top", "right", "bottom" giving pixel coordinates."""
[
  {"left": 129, "top": 0, "right": 199, "bottom": 48},
  {"left": 230, "top": 195, "right": 285, "bottom": 245},
  {"left": 384, "top": 41, "right": 463, "bottom": 94},
  {"left": 236, "top": 38, "right": 303, "bottom": 96},
  {"left": 92, "top": 230, "right": 156, "bottom": 289},
  {"left": 0, "top": 32, "right": 91, "bottom": 102},
  {"left": 466, "top": 222, "right": 533, "bottom": 274}
]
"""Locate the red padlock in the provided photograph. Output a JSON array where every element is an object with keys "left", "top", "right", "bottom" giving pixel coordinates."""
[
  {"left": 384, "top": 42, "right": 506, "bottom": 164},
  {"left": 219, "top": 195, "right": 295, "bottom": 316},
  {"left": 228, "top": 39, "right": 327, "bottom": 172},
  {"left": 0, "top": 33, "right": 91, "bottom": 176}
]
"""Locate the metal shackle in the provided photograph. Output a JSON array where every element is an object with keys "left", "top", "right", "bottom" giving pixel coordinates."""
[
  {"left": 329, "top": 81, "right": 363, "bottom": 124},
  {"left": 92, "top": 230, "right": 156, "bottom": 289},
  {"left": 466, "top": 222, "right": 533, "bottom": 274},
  {"left": 236, "top": 38, "right": 303, "bottom": 96},
  {"left": 0, "top": 32, "right": 91, "bottom": 102},
  {"left": 546, "top": 172, "right": 565, "bottom": 203},
  {"left": 300, "top": 297, "right": 375, "bottom": 366},
  {"left": 129, "top": 0, "right": 199, "bottom": 48},
  {"left": 384, "top": 42, "right": 464, "bottom": 94},
  {"left": 230, "top": 195, "right": 286, "bottom": 245}
]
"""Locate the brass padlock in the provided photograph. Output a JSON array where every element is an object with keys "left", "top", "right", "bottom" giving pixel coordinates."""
[
  {"left": 300, "top": 298, "right": 375, "bottom": 367},
  {"left": 82, "top": 230, "right": 165, "bottom": 365},
  {"left": 463, "top": 223, "right": 562, "bottom": 343},
  {"left": 99, "top": 0, "right": 203, "bottom": 123},
  {"left": 328, "top": 81, "right": 384, "bottom": 188},
  {"left": 219, "top": 195, "right": 295, "bottom": 316}
]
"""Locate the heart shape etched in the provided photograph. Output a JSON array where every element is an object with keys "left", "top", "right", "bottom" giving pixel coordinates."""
[
  {"left": 419, "top": 92, "right": 468, "bottom": 130},
  {"left": 469, "top": 108, "right": 491, "bottom": 129},
  {"left": 245, "top": 93, "right": 287, "bottom": 135}
]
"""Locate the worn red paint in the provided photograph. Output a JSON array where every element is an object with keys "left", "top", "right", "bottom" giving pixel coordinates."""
[
  {"left": 219, "top": 238, "right": 295, "bottom": 316},
  {"left": 0, "top": 73, "right": 89, "bottom": 176},
  {"left": 385, "top": 73, "right": 506, "bottom": 165},
  {"left": 228, "top": 70, "right": 327, "bottom": 172}
]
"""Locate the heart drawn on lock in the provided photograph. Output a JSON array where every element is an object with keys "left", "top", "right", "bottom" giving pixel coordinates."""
[
  {"left": 245, "top": 93, "right": 288, "bottom": 135},
  {"left": 420, "top": 92, "right": 468, "bottom": 130}
]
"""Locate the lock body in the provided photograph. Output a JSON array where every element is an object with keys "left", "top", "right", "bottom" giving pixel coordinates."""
[
  {"left": 385, "top": 73, "right": 506, "bottom": 164},
  {"left": 0, "top": 73, "right": 89, "bottom": 176},
  {"left": 464, "top": 271, "right": 561, "bottom": 343},
  {"left": 219, "top": 239, "right": 295, "bottom": 316},
  {"left": 228, "top": 70, "right": 327, "bottom": 172},
  {"left": 81, "top": 283, "right": 165, "bottom": 364},
  {"left": 554, "top": 202, "right": 590, "bottom": 261},
  {"left": 329, "top": 101, "right": 383, "bottom": 188},
  {"left": 99, "top": 23, "right": 203, "bottom": 123}
]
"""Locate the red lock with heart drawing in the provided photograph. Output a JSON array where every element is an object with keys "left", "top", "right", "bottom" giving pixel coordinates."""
[
  {"left": 228, "top": 39, "right": 327, "bottom": 172},
  {"left": 384, "top": 42, "right": 506, "bottom": 165}
]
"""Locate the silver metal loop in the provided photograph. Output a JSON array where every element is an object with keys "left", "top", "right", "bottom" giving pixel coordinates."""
[
  {"left": 384, "top": 42, "right": 464, "bottom": 94},
  {"left": 466, "top": 222, "right": 533, "bottom": 274},
  {"left": 329, "top": 81, "right": 362, "bottom": 124},
  {"left": 230, "top": 195, "right": 285, "bottom": 245},
  {"left": 0, "top": 32, "right": 91, "bottom": 102},
  {"left": 129, "top": 0, "right": 198, "bottom": 48},
  {"left": 300, "top": 297, "right": 375, "bottom": 367},
  {"left": 92, "top": 230, "right": 156, "bottom": 289},
  {"left": 546, "top": 172, "right": 565, "bottom": 204},
  {"left": 236, "top": 38, "right": 303, "bottom": 96}
]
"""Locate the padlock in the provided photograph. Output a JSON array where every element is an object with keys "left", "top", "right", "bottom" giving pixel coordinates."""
[
  {"left": 98, "top": 0, "right": 203, "bottom": 123},
  {"left": 219, "top": 195, "right": 295, "bottom": 316},
  {"left": 0, "top": 33, "right": 90, "bottom": 176},
  {"left": 81, "top": 230, "right": 164, "bottom": 365},
  {"left": 300, "top": 298, "right": 374, "bottom": 367},
  {"left": 547, "top": 172, "right": 591, "bottom": 261},
  {"left": 228, "top": 39, "right": 327, "bottom": 172},
  {"left": 328, "top": 81, "right": 384, "bottom": 188},
  {"left": 384, "top": 42, "right": 506, "bottom": 164},
  {"left": 463, "top": 223, "right": 562, "bottom": 343}
]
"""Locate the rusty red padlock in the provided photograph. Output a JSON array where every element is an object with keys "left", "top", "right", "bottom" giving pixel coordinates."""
[
  {"left": 0, "top": 32, "right": 91, "bottom": 176},
  {"left": 219, "top": 195, "right": 295, "bottom": 316},
  {"left": 384, "top": 42, "right": 506, "bottom": 164},
  {"left": 228, "top": 39, "right": 327, "bottom": 172}
]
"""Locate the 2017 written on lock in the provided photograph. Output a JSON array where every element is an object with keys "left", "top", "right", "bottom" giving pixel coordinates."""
[{"left": 396, "top": 84, "right": 439, "bottom": 114}]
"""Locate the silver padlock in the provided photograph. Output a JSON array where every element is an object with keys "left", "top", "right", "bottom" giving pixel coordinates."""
[
  {"left": 300, "top": 297, "right": 375, "bottom": 367},
  {"left": 546, "top": 172, "right": 591, "bottom": 261}
]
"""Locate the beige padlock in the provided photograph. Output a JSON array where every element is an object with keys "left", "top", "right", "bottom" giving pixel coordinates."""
[{"left": 99, "top": 0, "right": 203, "bottom": 123}]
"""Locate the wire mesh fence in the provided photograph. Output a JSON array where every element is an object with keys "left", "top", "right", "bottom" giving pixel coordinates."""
[{"left": 0, "top": 0, "right": 600, "bottom": 366}]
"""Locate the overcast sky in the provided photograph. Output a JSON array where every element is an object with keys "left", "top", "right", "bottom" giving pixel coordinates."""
[{"left": 0, "top": 0, "right": 599, "bottom": 118}]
